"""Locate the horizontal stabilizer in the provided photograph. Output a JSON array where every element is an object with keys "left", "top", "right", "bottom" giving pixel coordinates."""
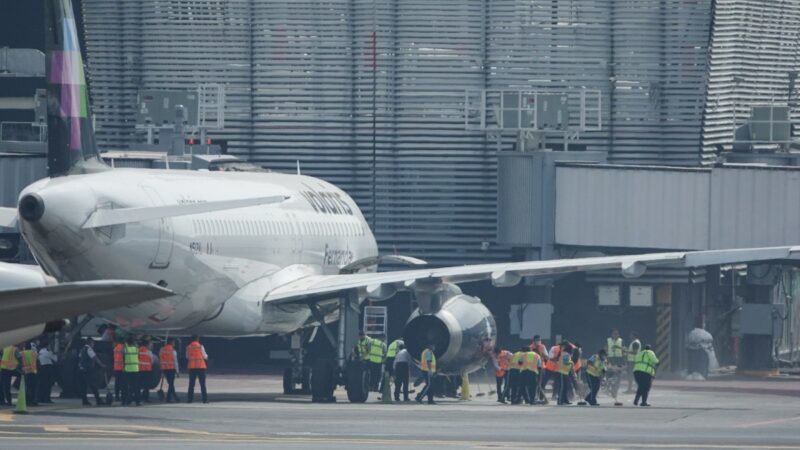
[
  {"left": 82, "top": 195, "right": 289, "bottom": 228},
  {"left": 0, "top": 208, "right": 17, "bottom": 228},
  {"left": 0, "top": 280, "right": 173, "bottom": 331}
]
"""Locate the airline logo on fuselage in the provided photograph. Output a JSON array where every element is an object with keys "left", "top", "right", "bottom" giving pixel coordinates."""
[{"left": 300, "top": 183, "right": 354, "bottom": 216}]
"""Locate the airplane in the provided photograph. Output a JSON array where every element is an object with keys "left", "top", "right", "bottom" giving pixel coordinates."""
[
  {"left": 0, "top": 261, "right": 171, "bottom": 348},
  {"left": 1, "top": 0, "right": 798, "bottom": 402}
]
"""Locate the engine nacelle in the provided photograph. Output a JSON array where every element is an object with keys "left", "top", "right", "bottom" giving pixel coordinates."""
[{"left": 403, "top": 292, "right": 496, "bottom": 375}]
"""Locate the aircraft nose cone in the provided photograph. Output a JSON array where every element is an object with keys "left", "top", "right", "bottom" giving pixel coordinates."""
[{"left": 18, "top": 193, "right": 45, "bottom": 222}]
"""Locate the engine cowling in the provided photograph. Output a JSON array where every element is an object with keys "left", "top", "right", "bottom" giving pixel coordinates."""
[{"left": 403, "top": 292, "right": 496, "bottom": 375}]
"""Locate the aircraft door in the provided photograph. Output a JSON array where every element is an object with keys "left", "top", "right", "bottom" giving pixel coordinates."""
[{"left": 142, "top": 185, "right": 174, "bottom": 268}]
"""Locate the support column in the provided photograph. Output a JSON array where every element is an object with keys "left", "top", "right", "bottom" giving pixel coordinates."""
[
  {"left": 655, "top": 285, "right": 672, "bottom": 372},
  {"left": 337, "top": 291, "right": 361, "bottom": 369},
  {"left": 739, "top": 265, "right": 780, "bottom": 372}
]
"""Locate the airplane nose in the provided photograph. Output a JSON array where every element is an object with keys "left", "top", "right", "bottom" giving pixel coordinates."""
[{"left": 18, "top": 193, "right": 45, "bottom": 222}]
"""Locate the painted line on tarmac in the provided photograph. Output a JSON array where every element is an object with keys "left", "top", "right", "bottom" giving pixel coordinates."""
[{"left": 735, "top": 415, "right": 800, "bottom": 428}]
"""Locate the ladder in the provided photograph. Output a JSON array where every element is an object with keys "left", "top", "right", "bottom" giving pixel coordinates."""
[{"left": 363, "top": 306, "right": 387, "bottom": 337}]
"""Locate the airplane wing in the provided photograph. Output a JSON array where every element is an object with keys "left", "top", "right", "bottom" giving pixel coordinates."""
[
  {"left": 0, "top": 207, "right": 17, "bottom": 228},
  {"left": 265, "top": 246, "right": 800, "bottom": 304},
  {"left": 82, "top": 195, "right": 289, "bottom": 228},
  {"left": 0, "top": 280, "right": 173, "bottom": 331}
]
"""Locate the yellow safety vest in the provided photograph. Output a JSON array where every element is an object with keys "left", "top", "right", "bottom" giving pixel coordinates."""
[
  {"left": 627, "top": 339, "right": 641, "bottom": 362},
  {"left": 386, "top": 340, "right": 401, "bottom": 358},
  {"left": 367, "top": 339, "right": 386, "bottom": 364},
  {"left": 523, "top": 351, "right": 540, "bottom": 374},
  {"left": 0, "top": 346, "right": 18, "bottom": 370},
  {"left": 20, "top": 350, "right": 37, "bottom": 374},
  {"left": 633, "top": 350, "right": 659, "bottom": 376},
  {"left": 586, "top": 355, "right": 605, "bottom": 377},
  {"left": 557, "top": 353, "right": 574, "bottom": 375},
  {"left": 510, "top": 351, "right": 525, "bottom": 371},
  {"left": 123, "top": 345, "right": 139, "bottom": 373},
  {"left": 607, "top": 337, "right": 624, "bottom": 358},
  {"left": 356, "top": 337, "right": 371, "bottom": 360},
  {"left": 420, "top": 348, "right": 437, "bottom": 373}
]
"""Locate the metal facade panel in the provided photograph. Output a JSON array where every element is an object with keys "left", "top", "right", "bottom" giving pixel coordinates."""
[
  {"left": 709, "top": 167, "right": 800, "bottom": 249},
  {"left": 0, "top": 155, "right": 47, "bottom": 207},
  {"left": 554, "top": 166, "right": 710, "bottom": 249},
  {"left": 703, "top": 1, "right": 800, "bottom": 154},
  {"left": 497, "top": 153, "right": 539, "bottom": 246}
]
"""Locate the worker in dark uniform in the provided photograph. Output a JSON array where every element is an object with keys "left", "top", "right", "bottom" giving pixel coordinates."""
[{"left": 415, "top": 344, "right": 437, "bottom": 404}]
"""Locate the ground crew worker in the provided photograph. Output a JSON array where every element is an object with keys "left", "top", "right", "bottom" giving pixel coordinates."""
[
  {"left": 355, "top": 331, "right": 371, "bottom": 361},
  {"left": 415, "top": 344, "right": 436, "bottom": 404},
  {"left": 393, "top": 343, "right": 411, "bottom": 402},
  {"left": 123, "top": 336, "right": 141, "bottom": 406},
  {"left": 385, "top": 338, "right": 402, "bottom": 379},
  {"left": 529, "top": 334, "right": 547, "bottom": 356},
  {"left": 492, "top": 347, "right": 512, "bottom": 403},
  {"left": 186, "top": 335, "right": 209, "bottom": 404},
  {"left": 36, "top": 340, "right": 56, "bottom": 404},
  {"left": 508, "top": 347, "right": 526, "bottom": 404},
  {"left": 159, "top": 338, "right": 180, "bottom": 403},
  {"left": 541, "top": 342, "right": 561, "bottom": 401},
  {"left": 20, "top": 342, "right": 38, "bottom": 406},
  {"left": 583, "top": 349, "right": 607, "bottom": 406},
  {"left": 606, "top": 329, "right": 624, "bottom": 399},
  {"left": 138, "top": 340, "right": 155, "bottom": 402},
  {"left": 633, "top": 344, "right": 659, "bottom": 407},
  {"left": 568, "top": 342, "right": 583, "bottom": 402},
  {"left": 78, "top": 338, "right": 107, "bottom": 406},
  {"left": 557, "top": 345, "right": 574, "bottom": 405},
  {"left": 0, "top": 345, "right": 20, "bottom": 405},
  {"left": 625, "top": 332, "right": 641, "bottom": 393},
  {"left": 113, "top": 338, "right": 125, "bottom": 402},
  {"left": 523, "top": 346, "right": 541, "bottom": 405},
  {"left": 367, "top": 334, "right": 386, "bottom": 392}
]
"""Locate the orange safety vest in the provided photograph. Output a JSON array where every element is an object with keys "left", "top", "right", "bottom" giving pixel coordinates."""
[
  {"left": 186, "top": 341, "right": 207, "bottom": 370},
  {"left": 138, "top": 346, "right": 153, "bottom": 372},
  {"left": 544, "top": 345, "right": 560, "bottom": 372},
  {"left": 159, "top": 345, "right": 176, "bottom": 370},
  {"left": 113, "top": 343, "right": 124, "bottom": 371},
  {"left": 495, "top": 350, "right": 512, "bottom": 377},
  {"left": 574, "top": 357, "right": 583, "bottom": 372}
]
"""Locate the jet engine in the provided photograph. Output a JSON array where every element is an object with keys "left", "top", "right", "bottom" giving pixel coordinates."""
[{"left": 403, "top": 286, "right": 496, "bottom": 375}]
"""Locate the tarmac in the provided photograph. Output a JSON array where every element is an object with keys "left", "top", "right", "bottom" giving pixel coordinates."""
[{"left": 0, "top": 372, "right": 799, "bottom": 449}]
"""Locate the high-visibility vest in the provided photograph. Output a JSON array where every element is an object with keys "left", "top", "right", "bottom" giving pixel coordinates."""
[
  {"left": 523, "top": 351, "right": 540, "bottom": 374},
  {"left": 367, "top": 339, "right": 386, "bottom": 364},
  {"left": 557, "top": 353, "right": 574, "bottom": 375},
  {"left": 586, "top": 354, "right": 606, "bottom": 377},
  {"left": 159, "top": 345, "right": 176, "bottom": 370},
  {"left": 627, "top": 339, "right": 641, "bottom": 362},
  {"left": 356, "top": 337, "right": 371, "bottom": 360},
  {"left": 186, "top": 341, "right": 207, "bottom": 370},
  {"left": 20, "top": 350, "right": 37, "bottom": 374},
  {"left": 607, "top": 337, "right": 624, "bottom": 358},
  {"left": 113, "top": 343, "right": 124, "bottom": 371},
  {"left": 1, "top": 346, "right": 17, "bottom": 370},
  {"left": 510, "top": 351, "right": 525, "bottom": 371},
  {"left": 386, "top": 340, "right": 401, "bottom": 359},
  {"left": 123, "top": 345, "right": 139, "bottom": 373},
  {"left": 633, "top": 349, "right": 659, "bottom": 376},
  {"left": 544, "top": 346, "right": 560, "bottom": 372},
  {"left": 139, "top": 346, "right": 153, "bottom": 372},
  {"left": 573, "top": 357, "right": 583, "bottom": 372},
  {"left": 420, "top": 348, "right": 436, "bottom": 373},
  {"left": 495, "top": 350, "right": 512, "bottom": 377}
]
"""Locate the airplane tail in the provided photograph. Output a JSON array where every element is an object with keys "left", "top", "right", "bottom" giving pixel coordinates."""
[{"left": 44, "top": 0, "right": 109, "bottom": 177}]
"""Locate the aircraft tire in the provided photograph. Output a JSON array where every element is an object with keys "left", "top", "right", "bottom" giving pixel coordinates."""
[
  {"left": 310, "top": 358, "right": 336, "bottom": 403},
  {"left": 283, "top": 367, "right": 295, "bottom": 394},
  {"left": 345, "top": 361, "right": 370, "bottom": 403}
]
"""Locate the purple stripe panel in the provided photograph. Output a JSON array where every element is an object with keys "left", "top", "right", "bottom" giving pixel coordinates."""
[
  {"left": 70, "top": 118, "right": 82, "bottom": 151},
  {"left": 60, "top": 84, "right": 87, "bottom": 118},
  {"left": 49, "top": 51, "right": 84, "bottom": 86}
]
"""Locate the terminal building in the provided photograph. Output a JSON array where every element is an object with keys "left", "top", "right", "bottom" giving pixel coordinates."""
[{"left": 2, "top": 0, "right": 800, "bottom": 373}]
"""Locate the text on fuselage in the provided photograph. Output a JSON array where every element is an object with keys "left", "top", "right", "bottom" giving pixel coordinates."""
[{"left": 300, "top": 184, "right": 353, "bottom": 216}]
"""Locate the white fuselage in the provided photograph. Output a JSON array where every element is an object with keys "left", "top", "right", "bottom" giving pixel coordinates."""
[{"left": 18, "top": 169, "right": 379, "bottom": 336}]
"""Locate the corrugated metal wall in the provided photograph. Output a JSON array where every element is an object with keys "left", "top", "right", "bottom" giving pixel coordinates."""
[
  {"left": 0, "top": 155, "right": 46, "bottom": 208},
  {"left": 703, "top": 0, "right": 800, "bottom": 154},
  {"left": 78, "top": 0, "right": 796, "bottom": 264}
]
